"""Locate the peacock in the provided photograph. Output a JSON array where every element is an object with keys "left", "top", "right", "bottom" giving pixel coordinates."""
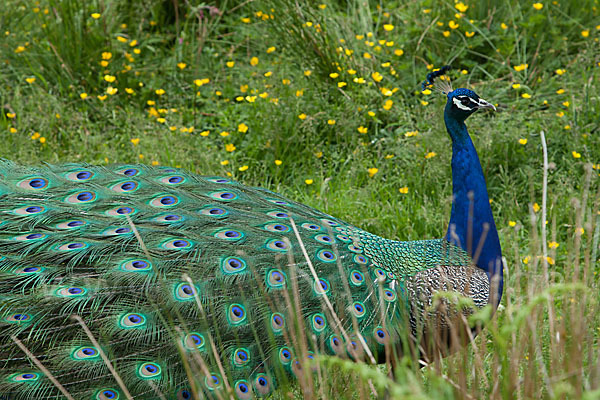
[{"left": 0, "top": 68, "right": 502, "bottom": 399}]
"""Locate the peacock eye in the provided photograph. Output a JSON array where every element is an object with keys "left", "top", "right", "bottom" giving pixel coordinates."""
[{"left": 460, "top": 97, "right": 471, "bottom": 106}]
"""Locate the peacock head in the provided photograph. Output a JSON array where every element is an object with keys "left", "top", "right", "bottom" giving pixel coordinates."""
[
  {"left": 422, "top": 66, "right": 496, "bottom": 123},
  {"left": 445, "top": 88, "right": 496, "bottom": 122}
]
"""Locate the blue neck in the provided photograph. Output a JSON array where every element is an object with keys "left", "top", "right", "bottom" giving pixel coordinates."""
[{"left": 444, "top": 113, "right": 503, "bottom": 306}]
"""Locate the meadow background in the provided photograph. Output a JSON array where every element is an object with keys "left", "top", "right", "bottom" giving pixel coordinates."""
[{"left": 1, "top": 0, "right": 599, "bottom": 398}]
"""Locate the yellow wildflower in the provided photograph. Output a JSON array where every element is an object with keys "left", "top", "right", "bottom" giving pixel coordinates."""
[
  {"left": 394, "top": 49, "right": 404, "bottom": 56},
  {"left": 106, "top": 87, "right": 118, "bottom": 95},
  {"left": 305, "top": 179, "right": 314, "bottom": 185},
  {"left": 238, "top": 123, "right": 249, "bottom": 133},
  {"left": 572, "top": 151, "right": 581, "bottom": 159},
  {"left": 266, "top": 46, "right": 276, "bottom": 53},
  {"left": 512, "top": 83, "right": 521, "bottom": 89},
  {"left": 155, "top": 89, "right": 165, "bottom": 96},
  {"left": 91, "top": 13, "right": 101, "bottom": 19},
  {"left": 329, "top": 72, "right": 339, "bottom": 79},
  {"left": 368, "top": 168, "right": 378, "bottom": 177},
  {"left": 104, "top": 74, "right": 116, "bottom": 83},
  {"left": 358, "top": 126, "right": 368, "bottom": 134},
  {"left": 250, "top": 56, "right": 259, "bottom": 66},
  {"left": 465, "top": 31, "right": 475, "bottom": 37},
  {"left": 275, "top": 160, "right": 282, "bottom": 166},
  {"left": 194, "top": 78, "right": 210, "bottom": 86},
  {"left": 383, "top": 99, "right": 393, "bottom": 110},
  {"left": 399, "top": 187, "right": 408, "bottom": 194},
  {"left": 327, "top": 119, "right": 336, "bottom": 125},
  {"left": 220, "top": 160, "right": 229, "bottom": 166},
  {"left": 220, "top": 131, "right": 230, "bottom": 137},
  {"left": 533, "top": 203, "right": 540, "bottom": 212},
  {"left": 226, "top": 61, "right": 235, "bottom": 68},
  {"left": 131, "top": 138, "right": 140, "bottom": 145},
  {"left": 425, "top": 152, "right": 437, "bottom": 159},
  {"left": 225, "top": 143, "right": 236, "bottom": 152},
  {"left": 449, "top": 20, "right": 459, "bottom": 29},
  {"left": 581, "top": 30, "right": 589, "bottom": 38},
  {"left": 383, "top": 24, "right": 394, "bottom": 31},
  {"left": 455, "top": 2, "right": 468, "bottom": 12},
  {"left": 509, "top": 221, "right": 516, "bottom": 227},
  {"left": 177, "top": 63, "right": 187, "bottom": 70},
  {"left": 548, "top": 241, "right": 559, "bottom": 249},
  {"left": 25, "top": 77, "right": 36, "bottom": 83},
  {"left": 519, "top": 138, "right": 527, "bottom": 145},
  {"left": 513, "top": 63, "right": 528, "bottom": 72},
  {"left": 238, "top": 165, "right": 249, "bottom": 172},
  {"left": 533, "top": 3, "right": 543, "bottom": 10},
  {"left": 521, "top": 93, "right": 531, "bottom": 99},
  {"left": 80, "top": 93, "right": 88, "bottom": 100},
  {"left": 371, "top": 71, "right": 383, "bottom": 82},
  {"left": 125, "top": 88, "right": 134, "bottom": 94},
  {"left": 298, "top": 113, "right": 307, "bottom": 120}
]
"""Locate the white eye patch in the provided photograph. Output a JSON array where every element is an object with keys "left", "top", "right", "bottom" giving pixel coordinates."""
[{"left": 452, "top": 96, "right": 478, "bottom": 111}]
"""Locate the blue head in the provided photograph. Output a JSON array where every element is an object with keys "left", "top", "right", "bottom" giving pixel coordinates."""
[{"left": 445, "top": 88, "right": 496, "bottom": 123}]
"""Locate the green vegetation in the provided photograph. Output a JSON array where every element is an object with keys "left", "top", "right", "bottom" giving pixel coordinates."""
[{"left": 1, "top": 0, "right": 598, "bottom": 398}]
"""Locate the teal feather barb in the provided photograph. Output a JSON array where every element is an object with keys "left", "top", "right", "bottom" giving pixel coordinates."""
[{"left": 0, "top": 160, "right": 488, "bottom": 399}]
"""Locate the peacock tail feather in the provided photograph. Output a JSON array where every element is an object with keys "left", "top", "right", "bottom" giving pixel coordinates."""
[{"left": 0, "top": 160, "right": 488, "bottom": 399}]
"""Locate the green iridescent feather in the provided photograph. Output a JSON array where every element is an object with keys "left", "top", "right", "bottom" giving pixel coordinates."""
[{"left": 0, "top": 160, "right": 483, "bottom": 399}]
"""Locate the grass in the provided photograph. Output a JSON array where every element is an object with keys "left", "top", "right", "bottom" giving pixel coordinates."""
[{"left": 1, "top": 0, "right": 599, "bottom": 398}]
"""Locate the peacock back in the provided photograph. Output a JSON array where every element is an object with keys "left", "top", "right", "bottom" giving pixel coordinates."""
[{"left": 0, "top": 160, "right": 485, "bottom": 399}]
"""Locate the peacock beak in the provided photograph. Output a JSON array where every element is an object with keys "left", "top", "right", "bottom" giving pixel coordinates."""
[{"left": 476, "top": 98, "right": 496, "bottom": 111}]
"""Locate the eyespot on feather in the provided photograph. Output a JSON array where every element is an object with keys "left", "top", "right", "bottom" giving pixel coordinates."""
[
  {"left": 150, "top": 194, "right": 180, "bottom": 207},
  {"left": 106, "top": 206, "right": 136, "bottom": 216},
  {"left": 56, "top": 220, "right": 86, "bottom": 229},
  {"left": 65, "top": 191, "right": 97, "bottom": 204},
  {"left": 253, "top": 374, "right": 272, "bottom": 396},
  {"left": 72, "top": 346, "right": 100, "bottom": 360},
  {"left": 234, "top": 380, "right": 253, "bottom": 399},
  {"left": 159, "top": 175, "right": 185, "bottom": 185},
  {"left": 184, "top": 332, "right": 206, "bottom": 351},
  {"left": 174, "top": 282, "right": 199, "bottom": 301},
  {"left": 95, "top": 388, "right": 120, "bottom": 400},
  {"left": 119, "top": 313, "right": 146, "bottom": 328},
  {"left": 138, "top": 362, "right": 162, "bottom": 379},
  {"left": 110, "top": 181, "right": 139, "bottom": 193},
  {"left": 18, "top": 177, "right": 49, "bottom": 190},
  {"left": 120, "top": 259, "right": 152, "bottom": 272},
  {"left": 66, "top": 170, "right": 94, "bottom": 181},
  {"left": 205, "top": 374, "right": 223, "bottom": 390},
  {"left": 12, "top": 205, "right": 46, "bottom": 215},
  {"left": 160, "top": 239, "right": 193, "bottom": 250},
  {"left": 200, "top": 206, "right": 229, "bottom": 217}
]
